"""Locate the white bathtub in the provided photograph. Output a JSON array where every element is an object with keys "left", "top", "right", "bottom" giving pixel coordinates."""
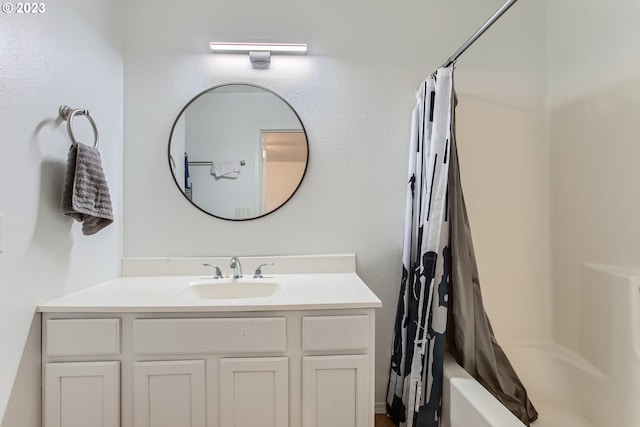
[{"left": 441, "top": 264, "right": 640, "bottom": 427}]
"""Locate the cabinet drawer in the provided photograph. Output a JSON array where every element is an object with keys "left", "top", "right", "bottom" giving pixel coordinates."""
[
  {"left": 46, "top": 319, "right": 121, "bottom": 356},
  {"left": 302, "top": 315, "right": 369, "bottom": 351},
  {"left": 133, "top": 317, "right": 287, "bottom": 354}
]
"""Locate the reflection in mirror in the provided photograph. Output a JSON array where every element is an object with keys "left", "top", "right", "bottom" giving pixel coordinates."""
[{"left": 168, "top": 84, "right": 308, "bottom": 220}]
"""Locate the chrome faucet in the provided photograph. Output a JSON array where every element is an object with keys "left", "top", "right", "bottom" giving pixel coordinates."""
[
  {"left": 253, "top": 262, "right": 274, "bottom": 278},
  {"left": 230, "top": 257, "right": 243, "bottom": 279},
  {"left": 203, "top": 263, "right": 223, "bottom": 279}
]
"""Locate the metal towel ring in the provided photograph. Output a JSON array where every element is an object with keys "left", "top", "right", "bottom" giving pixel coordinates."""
[{"left": 59, "top": 105, "right": 99, "bottom": 148}]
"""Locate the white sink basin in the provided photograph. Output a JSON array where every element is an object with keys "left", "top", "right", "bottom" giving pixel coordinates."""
[{"left": 183, "top": 279, "right": 281, "bottom": 299}]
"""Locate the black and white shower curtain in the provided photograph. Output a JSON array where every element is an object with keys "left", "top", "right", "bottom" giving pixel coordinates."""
[
  {"left": 386, "top": 66, "right": 538, "bottom": 427},
  {"left": 386, "top": 67, "right": 454, "bottom": 427}
]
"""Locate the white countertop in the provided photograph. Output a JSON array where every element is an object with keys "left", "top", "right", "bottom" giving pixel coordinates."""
[{"left": 38, "top": 273, "right": 382, "bottom": 313}]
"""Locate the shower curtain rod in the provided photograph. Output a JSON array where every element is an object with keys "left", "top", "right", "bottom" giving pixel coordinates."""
[{"left": 439, "top": 0, "right": 519, "bottom": 69}]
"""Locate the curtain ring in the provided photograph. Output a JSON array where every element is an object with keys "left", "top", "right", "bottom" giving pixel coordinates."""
[{"left": 59, "top": 105, "right": 99, "bottom": 148}]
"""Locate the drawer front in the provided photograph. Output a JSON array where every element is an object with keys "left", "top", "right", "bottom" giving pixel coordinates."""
[
  {"left": 46, "top": 319, "right": 121, "bottom": 356},
  {"left": 132, "top": 317, "right": 287, "bottom": 354},
  {"left": 302, "top": 315, "right": 369, "bottom": 352}
]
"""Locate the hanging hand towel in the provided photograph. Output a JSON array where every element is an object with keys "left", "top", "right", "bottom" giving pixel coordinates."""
[
  {"left": 210, "top": 161, "right": 240, "bottom": 178},
  {"left": 61, "top": 142, "right": 114, "bottom": 235}
]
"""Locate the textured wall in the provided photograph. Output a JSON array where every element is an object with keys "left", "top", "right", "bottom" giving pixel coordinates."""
[{"left": 0, "top": 1, "right": 123, "bottom": 424}]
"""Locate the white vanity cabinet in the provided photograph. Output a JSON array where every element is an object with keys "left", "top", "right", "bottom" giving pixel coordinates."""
[{"left": 42, "top": 309, "right": 375, "bottom": 427}]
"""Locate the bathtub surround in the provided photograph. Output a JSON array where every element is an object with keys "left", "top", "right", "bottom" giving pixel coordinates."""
[{"left": 547, "top": 17, "right": 640, "bottom": 352}]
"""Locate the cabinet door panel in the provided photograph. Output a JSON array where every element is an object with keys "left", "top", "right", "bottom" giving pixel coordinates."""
[
  {"left": 220, "top": 357, "right": 289, "bottom": 427},
  {"left": 302, "top": 355, "right": 369, "bottom": 427},
  {"left": 44, "top": 361, "right": 119, "bottom": 427},
  {"left": 133, "top": 360, "right": 206, "bottom": 427}
]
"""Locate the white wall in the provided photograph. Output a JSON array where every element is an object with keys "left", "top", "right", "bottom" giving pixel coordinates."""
[
  {"left": 0, "top": 0, "right": 123, "bottom": 424},
  {"left": 547, "top": 0, "right": 640, "bottom": 350},
  {"left": 123, "top": 0, "right": 548, "bottom": 405}
]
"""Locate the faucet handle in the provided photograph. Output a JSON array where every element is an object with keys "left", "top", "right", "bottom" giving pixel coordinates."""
[
  {"left": 253, "top": 263, "right": 274, "bottom": 279},
  {"left": 203, "top": 263, "right": 223, "bottom": 279}
]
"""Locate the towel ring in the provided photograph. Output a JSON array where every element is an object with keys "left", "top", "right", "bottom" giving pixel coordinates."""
[{"left": 59, "top": 105, "right": 99, "bottom": 148}]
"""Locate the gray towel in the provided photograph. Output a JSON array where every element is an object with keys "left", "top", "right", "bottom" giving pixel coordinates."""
[{"left": 61, "top": 142, "right": 113, "bottom": 235}]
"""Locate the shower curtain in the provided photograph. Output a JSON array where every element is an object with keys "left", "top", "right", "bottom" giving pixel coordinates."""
[
  {"left": 386, "top": 66, "right": 538, "bottom": 427},
  {"left": 386, "top": 67, "right": 454, "bottom": 427}
]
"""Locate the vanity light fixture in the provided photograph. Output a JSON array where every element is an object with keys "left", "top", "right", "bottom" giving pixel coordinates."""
[{"left": 209, "top": 42, "right": 307, "bottom": 66}]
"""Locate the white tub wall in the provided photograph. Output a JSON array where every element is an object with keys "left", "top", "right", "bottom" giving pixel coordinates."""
[
  {"left": 577, "top": 264, "right": 640, "bottom": 427},
  {"left": 547, "top": 0, "right": 640, "bottom": 353},
  {"left": 578, "top": 265, "right": 640, "bottom": 376},
  {"left": 0, "top": 0, "right": 124, "bottom": 424},
  {"left": 548, "top": 3, "right": 640, "bottom": 424},
  {"left": 456, "top": 93, "right": 551, "bottom": 344},
  {"left": 122, "top": 0, "right": 549, "bottom": 405}
]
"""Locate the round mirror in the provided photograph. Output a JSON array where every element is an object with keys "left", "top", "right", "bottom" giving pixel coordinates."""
[{"left": 168, "top": 83, "right": 309, "bottom": 220}]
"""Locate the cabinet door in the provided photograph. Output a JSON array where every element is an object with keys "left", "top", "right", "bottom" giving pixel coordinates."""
[
  {"left": 43, "top": 361, "right": 119, "bottom": 427},
  {"left": 220, "top": 357, "right": 289, "bottom": 427},
  {"left": 133, "top": 360, "right": 206, "bottom": 427},
  {"left": 302, "top": 355, "right": 369, "bottom": 427}
]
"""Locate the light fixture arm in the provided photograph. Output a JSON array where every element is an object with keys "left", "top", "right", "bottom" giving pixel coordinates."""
[{"left": 249, "top": 51, "right": 271, "bottom": 65}]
